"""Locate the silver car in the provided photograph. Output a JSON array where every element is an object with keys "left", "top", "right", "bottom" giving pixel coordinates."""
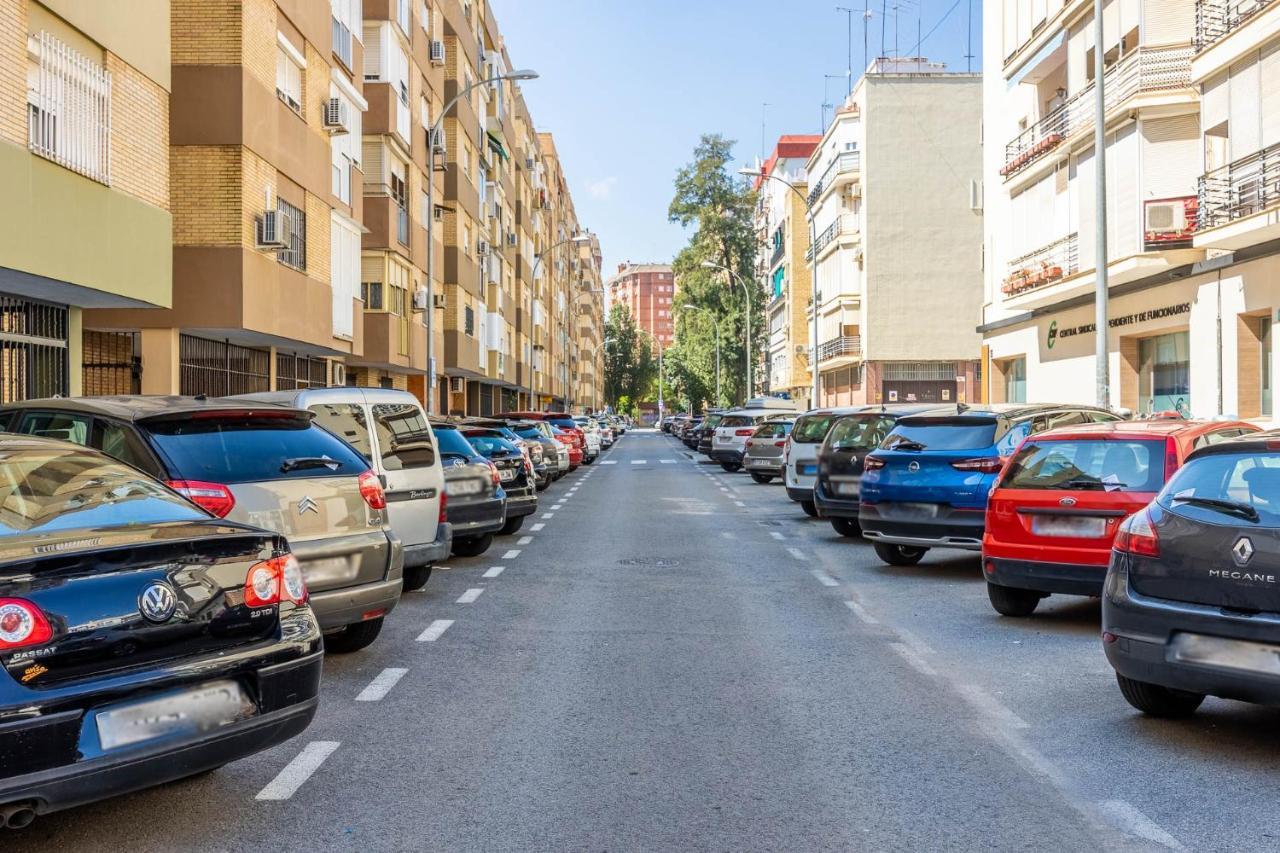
[{"left": 743, "top": 419, "right": 794, "bottom": 483}]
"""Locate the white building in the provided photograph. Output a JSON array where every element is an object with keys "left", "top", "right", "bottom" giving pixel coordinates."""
[{"left": 981, "top": 0, "right": 1280, "bottom": 420}]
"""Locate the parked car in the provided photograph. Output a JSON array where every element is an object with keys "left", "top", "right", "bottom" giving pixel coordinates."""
[
  {"left": 595, "top": 418, "right": 615, "bottom": 447},
  {"left": 1102, "top": 430, "right": 1280, "bottom": 716},
  {"left": 709, "top": 400, "right": 801, "bottom": 472},
  {"left": 553, "top": 426, "right": 584, "bottom": 469},
  {"left": 574, "top": 417, "right": 603, "bottom": 460},
  {"left": 859, "top": 404, "right": 1121, "bottom": 567},
  {"left": 0, "top": 397, "right": 404, "bottom": 652},
  {"left": 695, "top": 412, "right": 726, "bottom": 456},
  {"left": 507, "top": 420, "right": 566, "bottom": 486},
  {"left": 0, "top": 436, "right": 322, "bottom": 824},
  {"left": 460, "top": 427, "right": 538, "bottom": 534},
  {"left": 783, "top": 406, "right": 872, "bottom": 516},
  {"left": 661, "top": 416, "right": 675, "bottom": 433},
  {"left": 743, "top": 419, "right": 794, "bottom": 483},
  {"left": 983, "top": 419, "right": 1258, "bottom": 616},
  {"left": 495, "top": 411, "right": 590, "bottom": 464},
  {"left": 237, "top": 388, "right": 450, "bottom": 592},
  {"left": 815, "top": 405, "right": 952, "bottom": 537},
  {"left": 430, "top": 420, "right": 506, "bottom": 557}
]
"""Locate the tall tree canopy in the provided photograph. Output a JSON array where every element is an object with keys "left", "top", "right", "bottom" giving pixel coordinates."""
[{"left": 603, "top": 303, "right": 656, "bottom": 413}]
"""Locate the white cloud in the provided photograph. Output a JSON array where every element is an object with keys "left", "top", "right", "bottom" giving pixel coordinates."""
[{"left": 587, "top": 176, "right": 618, "bottom": 200}]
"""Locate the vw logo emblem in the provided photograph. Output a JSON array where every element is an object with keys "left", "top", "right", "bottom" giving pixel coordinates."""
[
  {"left": 1232, "top": 536, "right": 1255, "bottom": 566},
  {"left": 1059, "top": 497, "right": 1077, "bottom": 507},
  {"left": 907, "top": 461, "right": 920, "bottom": 473},
  {"left": 138, "top": 581, "right": 178, "bottom": 623},
  {"left": 297, "top": 496, "right": 319, "bottom": 515}
]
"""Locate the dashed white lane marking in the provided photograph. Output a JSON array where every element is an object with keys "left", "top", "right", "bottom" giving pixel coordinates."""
[
  {"left": 769, "top": 531, "right": 786, "bottom": 540},
  {"left": 631, "top": 459, "right": 647, "bottom": 465},
  {"left": 844, "top": 600, "right": 879, "bottom": 624},
  {"left": 355, "top": 667, "right": 408, "bottom": 702},
  {"left": 787, "top": 547, "right": 807, "bottom": 561},
  {"left": 660, "top": 459, "right": 676, "bottom": 464},
  {"left": 720, "top": 531, "right": 733, "bottom": 539},
  {"left": 502, "top": 549, "right": 521, "bottom": 559},
  {"left": 516, "top": 535, "right": 532, "bottom": 545},
  {"left": 810, "top": 568, "right": 839, "bottom": 587},
  {"left": 602, "top": 460, "right": 617, "bottom": 465},
  {"left": 483, "top": 565, "right": 505, "bottom": 578},
  {"left": 551, "top": 503, "right": 564, "bottom": 510},
  {"left": 530, "top": 523, "right": 545, "bottom": 532},
  {"left": 456, "top": 587, "right": 484, "bottom": 604},
  {"left": 541, "top": 512, "right": 555, "bottom": 519},
  {"left": 256, "top": 741, "right": 340, "bottom": 801},
  {"left": 734, "top": 501, "right": 745, "bottom": 507},
  {"left": 417, "top": 619, "right": 454, "bottom": 642},
  {"left": 955, "top": 683, "right": 1030, "bottom": 729},
  {"left": 889, "top": 642, "right": 937, "bottom": 676},
  {"left": 1100, "top": 801, "right": 1186, "bottom": 851},
  {"left": 719, "top": 488, "right": 730, "bottom": 493}
]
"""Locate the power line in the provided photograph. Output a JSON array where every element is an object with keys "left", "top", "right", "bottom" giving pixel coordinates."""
[{"left": 918, "top": 0, "right": 964, "bottom": 49}]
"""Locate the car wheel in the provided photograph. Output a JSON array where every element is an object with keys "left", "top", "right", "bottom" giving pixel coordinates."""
[
  {"left": 749, "top": 472, "right": 773, "bottom": 484},
  {"left": 720, "top": 461, "right": 742, "bottom": 472},
  {"left": 800, "top": 500, "right": 818, "bottom": 518},
  {"left": 451, "top": 533, "right": 494, "bottom": 558},
  {"left": 986, "top": 582, "right": 1042, "bottom": 617},
  {"left": 873, "top": 542, "right": 927, "bottom": 566},
  {"left": 1115, "top": 673, "right": 1205, "bottom": 717},
  {"left": 402, "top": 564, "right": 433, "bottom": 591},
  {"left": 830, "top": 517, "right": 861, "bottom": 538},
  {"left": 536, "top": 478, "right": 551, "bottom": 492},
  {"left": 324, "top": 617, "right": 385, "bottom": 654},
  {"left": 582, "top": 456, "right": 595, "bottom": 465},
  {"left": 499, "top": 515, "right": 525, "bottom": 535}
]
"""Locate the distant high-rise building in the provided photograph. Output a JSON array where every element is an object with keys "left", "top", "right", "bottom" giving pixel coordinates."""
[{"left": 607, "top": 263, "right": 675, "bottom": 348}]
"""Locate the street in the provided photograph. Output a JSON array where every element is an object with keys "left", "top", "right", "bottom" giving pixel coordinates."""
[{"left": 24, "top": 429, "right": 1280, "bottom": 852}]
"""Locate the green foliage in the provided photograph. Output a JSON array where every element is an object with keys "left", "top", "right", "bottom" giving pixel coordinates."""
[{"left": 603, "top": 303, "right": 656, "bottom": 408}]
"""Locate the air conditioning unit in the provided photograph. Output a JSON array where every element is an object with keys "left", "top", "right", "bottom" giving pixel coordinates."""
[
  {"left": 429, "top": 127, "right": 446, "bottom": 156},
  {"left": 506, "top": 231, "right": 518, "bottom": 247},
  {"left": 477, "top": 239, "right": 491, "bottom": 256},
  {"left": 432, "top": 204, "right": 444, "bottom": 222},
  {"left": 412, "top": 288, "right": 430, "bottom": 311},
  {"left": 430, "top": 40, "right": 445, "bottom": 65},
  {"left": 968, "top": 178, "right": 983, "bottom": 212},
  {"left": 331, "top": 362, "right": 346, "bottom": 387},
  {"left": 323, "top": 97, "right": 350, "bottom": 134},
  {"left": 449, "top": 376, "right": 464, "bottom": 393},
  {"left": 433, "top": 292, "right": 447, "bottom": 309},
  {"left": 1146, "top": 199, "right": 1190, "bottom": 235},
  {"left": 525, "top": 157, "right": 535, "bottom": 170},
  {"left": 256, "top": 210, "right": 289, "bottom": 250}
]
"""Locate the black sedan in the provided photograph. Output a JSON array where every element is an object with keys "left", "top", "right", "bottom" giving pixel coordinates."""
[
  {"left": 461, "top": 427, "right": 538, "bottom": 535},
  {"left": 0, "top": 435, "right": 321, "bottom": 825},
  {"left": 431, "top": 421, "right": 506, "bottom": 558}
]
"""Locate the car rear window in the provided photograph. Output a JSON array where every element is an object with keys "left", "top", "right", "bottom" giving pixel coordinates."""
[
  {"left": 882, "top": 419, "right": 997, "bottom": 451},
  {"left": 793, "top": 414, "right": 837, "bottom": 443},
  {"left": 142, "top": 414, "right": 368, "bottom": 484},
  {"left": 433, "top": 426, "right": 478, "bottom": 460},
  {"left": 827, "top": 415, "right": 896, "bottom": 450},
  {"left": 372, "top": 403, "right": 436, "bottom": 471},
  {"left": 465, "top": 433, "right": 519, "bottom": 456},
  {"left": 719, "top": 415, "right": 754, "bottom": 428},
  {"left": 1160, "top": 452, "right": 1280, "bottom": 527},
  {"left": 702, "top": 415, "right": 722, "bottom": 430},
  {"left": 1002, "top": 439, "right": 1166, "bottom": 492},
  {"left": 513, "top": 426, "right": 542, "bottom": 440},
  {"left": 547, "top": 416, "right": 577, "bottom": 430},
  {"left": 753, "top": 422, "right": 793, "bottom": 438}
]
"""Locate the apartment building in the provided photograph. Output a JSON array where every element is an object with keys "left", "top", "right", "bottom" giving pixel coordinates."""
[
  {"left": 752, "top": 135, "right": 819, "bottom": 403},
  {"left": 805, "top": 60, "right": 983, "bottom": 409},
  {"left": 573, "top": 232, "right": 606, "bottom": 412},
  {"left": 607, "top": 263, "right": 676, "bottom": 347},
  {"left": 0, "top": 0, "right": 171, "bottom": 400}
]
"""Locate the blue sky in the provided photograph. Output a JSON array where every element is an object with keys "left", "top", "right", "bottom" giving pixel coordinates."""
[{"left": 491, "top": 0, "right": 982, "bottom": 276}]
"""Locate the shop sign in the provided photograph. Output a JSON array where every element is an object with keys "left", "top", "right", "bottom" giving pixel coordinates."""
[{"left": 1046, "top": 302, "right": 1191, "bottom": 349}]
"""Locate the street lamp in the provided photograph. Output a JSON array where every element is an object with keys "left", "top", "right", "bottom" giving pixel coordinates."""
[
  {"left": 527, "top": 232, "right": 592, "bottom": 410},
  {"left": 681, "top": 303, "right": 720, "bottom": 406},
  {"left": 425, "top": 68, "right": 538, "bottom": 414},
  {"left": 700, "top": 260, "right": 753, "bottom": 403},
  {"left": 738, "top": 166, "right": 819, "bottom": 409}
]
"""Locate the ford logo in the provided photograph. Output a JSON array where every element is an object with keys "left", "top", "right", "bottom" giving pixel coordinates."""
[
  {"left": 1059, "top": 497, "right": 1077, "bottom": 507},
  {"left": 138, "top": 581, "right": 178, "bottom": 623}
]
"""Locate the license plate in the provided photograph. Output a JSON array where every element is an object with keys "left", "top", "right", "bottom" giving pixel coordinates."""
[
  {"left": 896, "top": 502, "right": 940, "bottom": 519},
  {"left": 1170, "top": 633, "right": 1280, "bottom": 676},
  {"left": 499, "top": 467, "right": 516, "bottom": 481},
  {"left": 96, "top": 681, "right": 251, "bottom": 750},
  {"left": 1031, "top": 515, "right": 1107, "bottom": 538},
  {"left": 800, "top": 464, "right": 817, "bottom": 476},
  {"left": 834, "top": 481, "right": 860, "bottom": 496},
  {"left": 447, "top": 479, "right": 484, "bottom": 496},
  {"left": 303, "top": 555, "right": 354, "bottom": 585},
  {"left": 717, "top": 436, "right": 731, "bottom": 443}
]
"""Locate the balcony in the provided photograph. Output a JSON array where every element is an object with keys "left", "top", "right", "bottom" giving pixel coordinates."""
[
  {"left": 1001, "top": 46, "right": 1193, "bottom": 179},
  {"left": 1001, "top": 233, "right": 1079, "bottom": 297},
  {"left": 807, "top": 214, "right": 859, "bottom": 261},
  {"left": 769, "top": 238, "right": 785, "bottom": 267},
  {"left": 817, "top": 335, "right": 862, "bottom": 364},
  {"left": 811, "top": 151, "right": 860, "bottom": 200},
  {"left": 1199, "top": 143, "right": 1280, "bottom": 232},
  {"left": 1195, "top": 0, "right": 1278, "bottom": 51}
]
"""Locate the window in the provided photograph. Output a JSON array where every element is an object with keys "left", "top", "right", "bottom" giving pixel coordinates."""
[
  {"left": 419, "top": 0, "right": 430, "bottom": 32},
  {"left": 330, "top": 214, "right": 360, "bottom": 338},
  {"left": 277, "top": 198, "right": 306, "bottom": 270},
  {"left": 27, "top": 31, "right": 111, "bottom": 184},
  {"left": 390, "top": 159, "right": 409, "bottom": 245},
  {"left": 310, "top": 403, "right": 373, "bottom": 459},
  {"left": 329, "top": 82, "right": 363, "bottom": 204},
  {"left": 94, "top": 420, "right": 158, "bottom": 475},
  {"left": 1003, "top": 440, "right": 1166, "bottom": 493},
  {"left": 330, "top": 0, "right": 358, "bottom": 69},
  {"left": 396, "top": 0, "right": 411, "bottom": 34},
  {"left": 373, "top": 403, "right": 436, "bottom": 469},
  {"left": 465, "top": 305, "right": 476, "bottom": 336},
  {"left": 362, "top": 281, "right": 383, "bottom": 309},
  {"left": 1003, "top": 357, "right": 1027, "bottom": 403},
  {"left": 276, "top": 35, "right": 304, "bottom": 113},
  {"left": 17, "top": 412, "right": 90, "bottom": 445}
]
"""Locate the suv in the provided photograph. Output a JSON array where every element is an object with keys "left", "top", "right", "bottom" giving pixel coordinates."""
[
  {"left": 984, "top": 419, "right": 1257, "bottom": 617},
  {"left": 431, "top": 420, "right": 506, "bottom": 557},
  {"left": 1103, "top": 431, "right": 1280, "bottom": 716},
  {"left": 709, "top": 401, "right": 801, "bottom": 472},
  {"left": 238, "top": 388, "right": 449, "bottom": 591},
  {"left": 859, "top": 404, "right": 1121, "bottom": 567},
  {"left": 695, "top": 412, "right": 726, "bottom": 456},
  {"left": 0, "top": 397, "right": 404, "bottom": 652},
  {"left": 784, "top": 406, "right": 871, "bottom": 516}
]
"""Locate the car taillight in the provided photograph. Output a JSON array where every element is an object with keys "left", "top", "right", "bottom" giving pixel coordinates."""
[
  {"left": 439, "top": 491, "right": 448, "bottom": 523},
  {"left": 864, "top": 455, "right": 886, "bottom": 470},
  {"left": 774, "top": 440, "right": 786, "bottom": 447},
  {"left": 951, "top": 457, "right": 1007, "bottom": 474},
  {"left": 745, "top": 440, "right": 753, "bottom": 448},
  {"left": 358, "top": 471, "right": 387, "bottom": 510},
  {"left": 0, "top": 598, "right": 53, "bottom": 651},
  {"left": 276, "top": 554, "right": 308, "bottom": 605},
  {"left": 783, "top": 436, "right": 792, "bottom": 463},
  {"left": 244, "top": 561, "right": 281, "bottom": 608},
  {"left": 1114, "top": 507, "right": 1160, "bottom": 557},
  {"left": 167, "top": 479, "right": 235, "bottom": 518},
  {"left": 735, "top": 429, "right": 754, "bottom": 437},
  {"left": 1165, "top": 436, "right": 1180, "bottom": 479},
  {"left": 488, "top": 461, "right": 501, "bottom": 486}
]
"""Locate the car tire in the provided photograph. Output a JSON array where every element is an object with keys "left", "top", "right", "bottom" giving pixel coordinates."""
[
  {"left": 873, "top": 542, "right": 928, "bottom": 566},
  {"left": 986, "top": 582, "right": 1042, "bottom": 617},
  {"left": 499, "top": 515, "right": 525, "bottom": 535},
  {"left": 830, "top": 517, "right": 861, "bottom": 538},
  {"left": 1115, "top": 673, "right": 1205, "bottom": 717},
  {"left": 749, "top": 472, "right": 773, "bottom": 484},
  {"left": 324, "top": 617, "right": 385, "bottom": 654},
  {"left": 800, "top": 499, "right": 818, "bottom": 518},
  {"left": 402, "top": 564, "right": 433, "bottom": 592},
  {"left": 582, "top": 456, "right": 595, "bottom": 465},
  {"left": 451, "top": 533, "right": 494, "bottom": 558},
  {"left": 536, "top": 478, "right": 551, "bottom": 492},
  {"left": 721, "top": 461, "right": 742, "bottom": 472}
]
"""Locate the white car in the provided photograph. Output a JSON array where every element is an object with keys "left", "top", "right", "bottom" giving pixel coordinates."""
[
  {"left": 575, "top": 417, "right": 602, "bottom": 461},
  {"left": 709, "top": 399, "right": 801, "bottom": 472},
  {"left": 783, "top": 406, "right": 872, "bottom": 516}
]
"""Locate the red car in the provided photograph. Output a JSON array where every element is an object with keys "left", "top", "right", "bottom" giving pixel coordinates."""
[
  {"left": 982, "top": 419, "right": 1258, "bottom": 617},
  {"left": 495, "top": 411, "right": 586, "bottom": 469}
]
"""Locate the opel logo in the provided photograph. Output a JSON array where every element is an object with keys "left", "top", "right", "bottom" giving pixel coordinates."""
[
  {"left": 908, "top": 461, "right": 920, "bottom": 473},
  {"left": 1232, "top": 536, "right": 1255, "bottom": 566},
  {"left": 1059, "top": 497, "right": 1077, "bottom": 507},
  {"left": 138, "top": 581, "right": 178, "bottom": 623},
  {"left": 297, "top": 496, "right": 319, "bottom": 515}
]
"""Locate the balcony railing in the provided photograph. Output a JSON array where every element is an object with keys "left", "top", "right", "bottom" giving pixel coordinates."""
[
  {"left": 769, "top": 238, "right": 785, "bottom": 267},
  {"left": 807, "top": 214, "right": 858, "bottom": 261},
  {"left": 817, "top": 335, "right": 862, "bottom": 362},
  {"left": 1195, "top": 0, "right": 1278, "bottom": 51},
  {"left": 1001, "top": 233, "right": 1079, "bottom": 297},
  {"left": 811, "top": 151, "right": 860, "bottom": 201},
  {"left": 1001, "top": 46, "right": 1192, "bottom": 179},
  {"left": 1199, "top": 142, "right": 1280, "bottom": 230}
]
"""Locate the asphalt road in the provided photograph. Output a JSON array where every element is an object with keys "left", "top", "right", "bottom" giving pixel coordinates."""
[{"left": 25, "top": 429, "right": 1280, "bottom": 851}]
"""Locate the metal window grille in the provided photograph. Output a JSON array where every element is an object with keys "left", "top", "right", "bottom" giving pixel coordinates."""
[
  {"left": 882, "top": 362, "right": 958, "bottom": 381},
  {"left": 465, "top": 306, "right": 475, "bottom": 336},
  {"left": 0, "top": 297, "right": 69, "bottom": 403},
  {"left": 276, "top": 353, "right": 329, "bottom": 389},
  {"left": 27, "top": 31, "right": 112, "bottom": 185},
  {"left": 179, "top": 335, "right": 269, "bottom": 396},
  {"left": 277, "top": 199, "right": 306, "bottom": 270},
  {"left": 82, "top": 330, "right": 139, "bottom": 395}
]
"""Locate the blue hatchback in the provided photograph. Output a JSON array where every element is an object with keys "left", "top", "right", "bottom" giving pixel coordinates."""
[{"left": 859, "top": 404, "right": 1121, "bottom": 566}]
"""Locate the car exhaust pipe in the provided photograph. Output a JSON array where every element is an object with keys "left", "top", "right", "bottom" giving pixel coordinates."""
[{"left": 0, "top": 802, "right": 36, "bottom": 829}]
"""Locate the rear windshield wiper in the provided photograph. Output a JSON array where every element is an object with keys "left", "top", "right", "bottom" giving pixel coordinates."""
[
  {"left": 280, "top": 456, "right": 340, "bottom": 473},
  {"left": 886, "top": 438, "right": 926, "bottom": 451},
  {"left": 1051, "top": 477, "right": 1116, "bottom": 490},
  {"left": 1171, "top": 494, "right": 1260, "bottom": 523}
]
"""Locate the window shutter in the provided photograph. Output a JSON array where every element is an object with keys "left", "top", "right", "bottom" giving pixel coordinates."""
[
  {"left": 1262, "top": 42, "right": 1280, "bottom": 148},
  {"left": 1201, "top": 70, "right": 1228, "bottom": 131},
  {"left": 1229, "top": 55, "right": 1260, "bottom": 160},
  {"left": 362, "top": 24, "right": 381, "bottom": 78},
  {"left": 1140, "top": 115, "right": 1199, "bottom": 200},
  {"left": 1142, "top": 0, "right": 1193, "bottom": 45},
  {"left": 1074, "top": 148, "right": 1096, "bottom": 270},
  {"left": 1108, "top": 124, "right": 1138, "bottom": 257}
]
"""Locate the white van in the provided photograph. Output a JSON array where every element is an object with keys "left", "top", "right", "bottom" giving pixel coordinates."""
[
  {"left": 783, "top": 406, "right": 873, "bottom": 516},
  {"left": 237, "top": 388, "right": 450, "bottom": 590},
  {"left": 708, "top": 398, "right": 801, "bottom": 472}
]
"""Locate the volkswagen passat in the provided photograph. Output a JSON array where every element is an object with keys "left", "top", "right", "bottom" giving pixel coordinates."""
[{"left": 0, "top": 436, "right": 321, "bottom": 824}]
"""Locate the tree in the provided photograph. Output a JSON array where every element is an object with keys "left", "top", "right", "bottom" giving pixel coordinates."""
[{"left": 603, "top": 303, "right": 656, "bottom": 412}]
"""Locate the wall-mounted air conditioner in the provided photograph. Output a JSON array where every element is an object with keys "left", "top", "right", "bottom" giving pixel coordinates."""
[
  {"left": 256, "top": 210, "right": 289, "bottom": 250},
  {"left": 323, "top": 98, "right": 350, "bottom": 134},
  {"left": 430, "top": 41, "right": 445, "bottom": 65},
  {"left": 433, "top": 292, "right": 447, "bottom": 309},
  {"left": 449, "top": 376, "right": 464, "bottom": 393},
  {"left": 477, "top": 240, "right": 491, "bottom": 256},
  {"left": 412, "top": 288, "right": 429, "bottom": 311}
]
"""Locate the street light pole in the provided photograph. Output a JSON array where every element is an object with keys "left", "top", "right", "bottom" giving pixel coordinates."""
[
  {"left": 682, "top": 303, "right": 720, "bottom": 406},
  {"left": 426, "top": 69, "right": 537, "bottom": 414},
  {"left": 526, "top": 233, "right": 591, "bottom": 410},
  {"left": 700, "top": 261, "right": 752, "bottom": 403},
  {"left": 1093, "top": 0, "right": 1110, "bottom": 409}
]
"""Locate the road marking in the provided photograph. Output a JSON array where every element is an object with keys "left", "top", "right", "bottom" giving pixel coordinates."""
[
  {"left": 810, "top": 568, "right": 839, "bottom": 587},
  {"left": 502, "top": 549, "right": 521, "bottom": 559},
  {"left": 517, "top": 535, "right": 533, "bottom": 545},
  {"left": 660, "top": 459, "right": 676, "bottom": 464},
  {"left": 256, "top": 741, "right": 340, "bottom": 801},
  {"left": 1100, "top": 801, "right": 1186, "bottom": 851},
  {"left": 602, "top": 460, "right": 617, "bottom": 465},
  {"left": 530, "top": 523, "right": 545, "bottom": 532},
  {"left": 719, "top": 487, "right": 729, "bottom": 493},
  {"left": 770, "top": 531, "right": 786, "bottom": 540},
  {"left": 355, "top": 667, "right": 408, "bottom": 702},
  {"left": 631, "top": 459, "right": 647, "bottom": 464},
  {"left": 457, "top": 587, "right": 484, "bottom": 604},
  {"left": 721, "top": 531, "right": 733, "bottom": 539},
  {"left": 541, "top": 512, "right": 555, "bottom": 519},
  {"left": 734, "top": 501, "right": 745, "bottom": 507},
  {"left": 551, "top": 503, "right": 564, "bottom": 510},
  {"left": 890, "top": 642, "right": 937, "bottom": 676},
  {"left": 788, "top": 547, "right": 807, "bottom": 561},
  {"left": 844, "top": 600, "right": 879, "bottom": 624},
  {"left": 955, "top": 683, "right": 1030, "bottom": 730},
  {"left": 483, "top": 565, "right": 505, "bottom": 578},
  {"left": 416, "top": 619, "right": 454, "bottom": 642}
]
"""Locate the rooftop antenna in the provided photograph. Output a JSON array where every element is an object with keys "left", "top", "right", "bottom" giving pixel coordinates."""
[
  {"left": 965, "top": 0, "right": 974, "bottom": 72},
  {"left": 760, "top": 102, "right": 771, "bottom": 161},
  {"left": 880, "top": 0, "right": 887, "bottom": 59},
  {"left": 836, "top": 6, "right": 856, "bottom": 98}
]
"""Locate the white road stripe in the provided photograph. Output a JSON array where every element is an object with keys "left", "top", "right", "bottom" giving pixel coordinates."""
[
  {"left": 541, "top": 512, "right": 555, "bottom": 519},
  {"left": 890, "top": 642, "right": 937, "bottom": 676},
  {"left": 844, "top": 600, "right": 879, "bottom": 624},
  {"left": 660, "top": 459, "right": 676, "bottom": 463},
  {"left": 457, "top": 587, "right": 484, "bottom": 604},
  {"left": 416, "top": 619, "right": 454, "bottom": 642},
  {"left": 355, "top": 667, "right": 408, "bottom": 702},
  {"left": 502, "top": 549, "right": 521, "bottom": 559},
  {"left": 517, "top": 535, "right": 533, "bottom": 545},
  {"left": 483, "top": 565, "right": 505, "bottom": 578},
  {"left": 601, "top": 460, "right": 617, "bottom": 465},
  {"left": 551, "top": 504, "right": 564, "bottom": 510},
  {"left": 256, "top": 741, "right": 339, "bottom": 801},
  {"left": 788, "top": 547, "right": 807, "bottom": 561},
  {"left": 631, "top": 459, "right": 647, "bottom": 464},
  {"left": 734, "top": 501, "right": 745, "bottom": 507},
  {"left": 770, "top": 531, "right": 786, "bottom": 540},
  {"left": 530, "top": 523, "right": 545, "bottom": 531},
  {"left": 810, "top": 568, "right": 839, "bottom": 587},
  {"left": 1100, "top": 801, "right": 1186, "bottom": 851}
]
